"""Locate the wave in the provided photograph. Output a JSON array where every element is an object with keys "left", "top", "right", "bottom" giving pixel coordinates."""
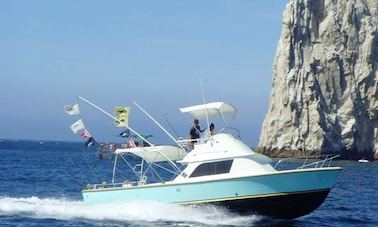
[{"left": 0, "top": 196, "right": 261, "bottom": 226}]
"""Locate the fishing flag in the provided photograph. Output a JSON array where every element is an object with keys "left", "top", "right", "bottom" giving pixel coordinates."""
[
  {"left": 85, "top": 137, "right": 97, "bottom": 148},
  {"left": 70, "top": 119, "right": 85, "bottom": 133},
  {"left": 64, "top": 104, "right": 80, "bottom": 115},
  {"left": 80, "top": 129, "right": 91, "bottom": 138},
  {"left": 114, "top": 106, "right": 130, "bottom": 127},
  {"left": 119, "top": 129, "right": 130, "bottom": 138}
]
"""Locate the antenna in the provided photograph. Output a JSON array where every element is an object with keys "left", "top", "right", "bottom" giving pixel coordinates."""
[{"left": 200, "top": 79, "right": 210, "bottom": 136}]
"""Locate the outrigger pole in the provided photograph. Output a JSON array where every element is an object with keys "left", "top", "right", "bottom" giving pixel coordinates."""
[
  {"left": 133, "top": 101, "right": 185, "bottom": 150},
  {"left": 78, "top": 96, "right": 154, "bottom": 147},
  {"left": 133, "top": 101, "right": 186, "bottom": 176},
  {"left": 79, "top": 96, "right": 185, "bottom": 178}
]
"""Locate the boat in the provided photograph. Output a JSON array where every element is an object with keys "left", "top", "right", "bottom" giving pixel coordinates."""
[
  {"left": 358, "top": 159, "right": 369, "bottom": 163},
  {"left": 82, "top": 102, "right": 342, "bottom": 219},
  {"left": 96, "top": 143, "right": 117, "bottom": 159}
]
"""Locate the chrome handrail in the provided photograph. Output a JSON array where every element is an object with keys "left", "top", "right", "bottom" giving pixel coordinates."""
[
  {"left": 297, "top": 155, "right": 339, "bottom": 169},
  {"left": 86, "top": 181, "right": 139, "bottom": 190},
  {"left": 274, "top": 154, "right": 340, "bottom": 170}
]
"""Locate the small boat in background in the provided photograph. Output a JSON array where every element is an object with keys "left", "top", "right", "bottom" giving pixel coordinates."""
[
  {"left": 358, "top": 159, "right": 369, "bottom": 163},
  {"left": 96, "top": 143, "right": 116, "bottom": 159}
]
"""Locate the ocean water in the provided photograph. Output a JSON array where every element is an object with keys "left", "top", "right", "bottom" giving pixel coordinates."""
[{"left": 0, "top": 140, "right": 377, "bottom": 226}]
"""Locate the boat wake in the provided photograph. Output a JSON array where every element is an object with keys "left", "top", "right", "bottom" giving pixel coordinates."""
[{"left": 0, "top": 196, "right": 261, "bottom": 226}]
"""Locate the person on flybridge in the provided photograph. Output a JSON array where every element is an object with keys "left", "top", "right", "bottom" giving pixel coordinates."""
[{"left": 189, "top": 119, "right": 206, "bottom": 146}]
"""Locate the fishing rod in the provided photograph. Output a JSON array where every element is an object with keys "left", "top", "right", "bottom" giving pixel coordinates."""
[{"left": 159, "top": 111, "right": 181, "bottom": 139}]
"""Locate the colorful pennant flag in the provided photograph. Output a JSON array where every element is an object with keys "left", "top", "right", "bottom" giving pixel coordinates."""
[
  {"left": 80, "top": 129, "right": 91, "bottom": 138},
  {"left": 114, "top": 106, "right": 130, "bottom": 127},
  {"left": 70, "top": 119, "right": 85, "bottom": 133},
  {"left": 85, "top": 137, "right": 97, "bottom": 148},
  {"left": 64, "top": 104, "right": 80, "bottom": 115}
]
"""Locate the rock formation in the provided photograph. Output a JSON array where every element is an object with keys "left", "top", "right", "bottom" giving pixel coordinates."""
[{"left": 258, "top": 0, "right": 378, "bottom": 159}]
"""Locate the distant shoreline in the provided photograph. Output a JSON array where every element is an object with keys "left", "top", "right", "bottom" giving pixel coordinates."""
[
  {"left": 0, "top": 138, "right": 83, "bottom": 144},
  {"left": 1, "top": 139, "right": 375, "bottom": 160}
]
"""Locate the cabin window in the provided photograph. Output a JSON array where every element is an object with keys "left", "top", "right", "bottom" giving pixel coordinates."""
[{"left": 190, "top": 160, "right": 233, "bottom": 177}]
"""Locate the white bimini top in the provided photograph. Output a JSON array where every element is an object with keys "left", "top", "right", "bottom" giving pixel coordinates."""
[{"left": 180, "top": 102, "right": 237, "bottom": 119}]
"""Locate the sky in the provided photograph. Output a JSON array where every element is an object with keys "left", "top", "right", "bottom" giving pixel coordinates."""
[{"left": 0, "top": 0, "right": 288, "bottom": 147}]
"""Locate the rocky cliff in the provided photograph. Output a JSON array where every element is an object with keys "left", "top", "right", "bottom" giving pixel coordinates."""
[{"left": 258, "top": 0, "right": 378, "bottom": 159}]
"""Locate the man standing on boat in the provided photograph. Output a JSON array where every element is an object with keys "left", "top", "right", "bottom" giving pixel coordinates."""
[{"left": 189, "top": 119, "right": 206, "bottom": 146}]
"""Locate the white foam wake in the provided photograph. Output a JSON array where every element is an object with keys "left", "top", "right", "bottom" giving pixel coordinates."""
[{"left": 0, "top": 196, "right": 261, "bottom": 225}]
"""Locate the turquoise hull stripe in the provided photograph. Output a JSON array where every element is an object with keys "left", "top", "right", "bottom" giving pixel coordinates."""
[{"left": 82, "top": 168, "right": 341, "bottom": 204}]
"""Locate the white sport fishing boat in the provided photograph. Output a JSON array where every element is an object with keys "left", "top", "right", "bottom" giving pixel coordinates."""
[{"left": 82, "top": 101, "right": 341, "bottom": 219}]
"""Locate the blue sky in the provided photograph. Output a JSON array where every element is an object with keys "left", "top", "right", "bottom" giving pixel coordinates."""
[{"left": 0, "top": 0, "right": 287, "bottom": 146}]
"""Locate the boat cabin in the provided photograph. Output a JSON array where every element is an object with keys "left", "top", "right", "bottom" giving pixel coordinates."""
[{"left": 174, "top": 133, "right": 275, "bottom": 182}]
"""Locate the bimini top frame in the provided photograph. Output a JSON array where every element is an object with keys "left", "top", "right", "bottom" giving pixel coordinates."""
[{"left": 179, "top": 102, "right": 238, "bottom": 140}]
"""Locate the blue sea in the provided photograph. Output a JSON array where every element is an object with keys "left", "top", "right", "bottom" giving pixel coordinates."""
[{"left": 0, "top": 140, "right": 377, "bottom": 226}]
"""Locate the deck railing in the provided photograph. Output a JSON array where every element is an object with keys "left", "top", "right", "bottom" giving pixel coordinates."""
[
  {"left": 274, "top": 154, "right": 340, "bottom": 170},
  {"left": 86, "top": 181, "right": 138, "bottom": 190}
]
